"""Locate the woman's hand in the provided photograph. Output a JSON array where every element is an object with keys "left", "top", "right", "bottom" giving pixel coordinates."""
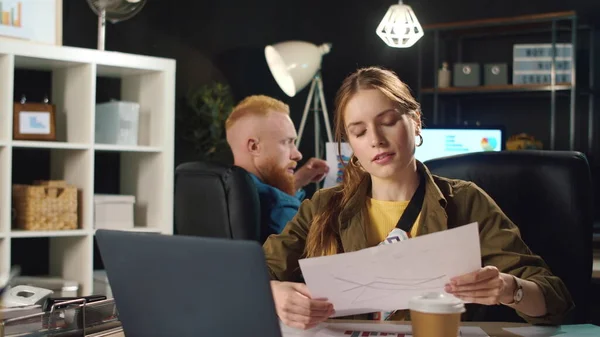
[
  {"left": 444, "top": 266, "right": 515, "bottom": 305},
  {"left": 271, "top": 280, "right": 335, "bottom": 330}
]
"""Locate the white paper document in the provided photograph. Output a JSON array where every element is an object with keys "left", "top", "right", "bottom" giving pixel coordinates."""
[
  {"left": 299, "top": 223, "right": 481, "bottom": 317},
  {"left": 323, "top": 142, "right": 353, "bottom": 188},
  {"left": 280, "top": 321, "right": 489, "bottom": 337}
]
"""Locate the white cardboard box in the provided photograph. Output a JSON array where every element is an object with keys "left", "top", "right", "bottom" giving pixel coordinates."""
[{"left": 94, "top": 194, "right": 135, "bottom": 230}]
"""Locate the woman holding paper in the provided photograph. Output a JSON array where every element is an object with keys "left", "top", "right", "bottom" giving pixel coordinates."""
[{"left": 263, "top": 66, "right": 574, "bottom": 330}]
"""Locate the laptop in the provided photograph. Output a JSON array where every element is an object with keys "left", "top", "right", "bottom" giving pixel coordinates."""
[{"left": 95, "top": 230, "right": 282, "bottom": 337}]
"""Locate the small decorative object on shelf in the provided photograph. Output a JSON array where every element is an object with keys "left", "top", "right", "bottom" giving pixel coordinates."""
[
  {"left": 506, "top": 133, "right": 544, "bottom": 150},
  {"left": 13, "top": 95, "right": 57, "bottom": 141},
  {"left": 438, "top": 62, "right": 451, "bottom": 88},
  {"left": 12, "top": 180, "right": 79, "bottom": 231}
]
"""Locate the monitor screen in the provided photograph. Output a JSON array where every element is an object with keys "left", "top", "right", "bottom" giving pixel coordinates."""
[
  {"left": 415, "top": 126, "right": 504, "bottom": 162},
  {"left": 322, "top": 126, "right": 504, "bottom": 188}
]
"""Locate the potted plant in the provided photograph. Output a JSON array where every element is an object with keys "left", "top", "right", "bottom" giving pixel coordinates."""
[{"left": 177, "top": 82, "right": 234, "bottom": 164}]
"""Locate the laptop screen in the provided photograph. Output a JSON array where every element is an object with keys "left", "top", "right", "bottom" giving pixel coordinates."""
[{"left": 415, "top": 126, "right": 504, "bottom": 162}]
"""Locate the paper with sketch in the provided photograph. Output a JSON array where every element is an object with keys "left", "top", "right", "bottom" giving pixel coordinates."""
[
  {"left": 298, "top": 223, "right": 481, "bottom": 317},
  {"left": 323, "top": 142, "right": 353, "bottom": 188}
]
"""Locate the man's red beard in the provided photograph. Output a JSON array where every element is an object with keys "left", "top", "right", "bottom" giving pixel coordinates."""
[{"left": 261, "top": 159, "right": 297, "bottom": 196}]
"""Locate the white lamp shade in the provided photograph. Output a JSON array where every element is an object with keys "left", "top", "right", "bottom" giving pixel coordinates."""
[
  {"left": 376, "top": 1, "right": 424, "bottom": 48},
  {"left": 265, "top": 41, "right": 331, "bottom": 97}
]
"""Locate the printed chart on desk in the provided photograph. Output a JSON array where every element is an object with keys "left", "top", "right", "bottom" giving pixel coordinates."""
[
  {"left": 280, "top": 321, "right": 489, "bottom": 337},
  {"left": 299, "top": 323, "right": 488, "bottom": 337},
  {"left": 318, "top": 328, "right": 488, "bottom": 337},
  {"left": 329, "top": 331, "right": 409, "bottom": 337}
]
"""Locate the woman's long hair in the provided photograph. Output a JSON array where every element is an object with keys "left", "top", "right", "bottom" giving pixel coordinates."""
[{"left": 303, "top": 66, "right": 422, "bottom": 258}]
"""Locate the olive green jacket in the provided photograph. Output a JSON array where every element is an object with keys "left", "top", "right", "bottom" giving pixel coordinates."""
[{"left": 263, "top": 162, "right": 574, "bottom": 325}]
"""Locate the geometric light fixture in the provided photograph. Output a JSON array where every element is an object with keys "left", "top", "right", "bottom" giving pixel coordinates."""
[{"left": 376, "top": 0, "right": 424, "bottom": 48}]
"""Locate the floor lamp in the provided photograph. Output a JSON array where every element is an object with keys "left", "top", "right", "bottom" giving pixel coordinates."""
[{"left": 264, "top": 41, "right": 334, "bottom": 160}]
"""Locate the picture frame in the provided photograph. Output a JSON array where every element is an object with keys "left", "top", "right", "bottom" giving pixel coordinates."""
[
  {"left": 0, "top": 0, "right": 62, "bottom": 46},
  {"left": 13, "top": 102, "right": 57, "bottom": 141}
]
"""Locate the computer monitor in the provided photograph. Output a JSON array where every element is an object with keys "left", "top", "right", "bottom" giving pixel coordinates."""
[
  {"left": 415, "top": 125, "right": 505, "bottom": 162},
  {"left": 323, "top": 125, "right": 505, "bottom": 188}
]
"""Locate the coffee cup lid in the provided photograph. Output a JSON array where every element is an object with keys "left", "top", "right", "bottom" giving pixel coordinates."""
[{"left": 408, "top": 292, "right": 466, "bottom": 314}]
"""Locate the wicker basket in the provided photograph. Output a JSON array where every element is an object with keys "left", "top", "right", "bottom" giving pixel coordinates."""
[{"left": 12, "top": 180, "right": 79, "bottom": 231}]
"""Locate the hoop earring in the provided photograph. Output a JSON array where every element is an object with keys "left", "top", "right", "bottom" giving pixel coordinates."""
[
  {"left": 350, "top": 155, "right": 361, "bottom": 168},
  {"left": 416, "top": 134, "right": 423, "bottom": 147}
]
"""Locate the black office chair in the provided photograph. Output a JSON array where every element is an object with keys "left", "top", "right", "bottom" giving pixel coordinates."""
[
  {"left": 174, "top": 161, "right": 262, "bottom": 242},
  {"left": 425, "top": 150, "right": 593, "bottom": 324}
]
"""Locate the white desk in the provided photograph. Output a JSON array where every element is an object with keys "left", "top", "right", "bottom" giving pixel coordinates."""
[{"left": 91, "top": 320, "right": 600, "bottom": 337}]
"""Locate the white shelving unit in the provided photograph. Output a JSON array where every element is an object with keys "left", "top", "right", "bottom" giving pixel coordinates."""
[{"left": 0, "top": 38, "right": 176, "bottom": 295}]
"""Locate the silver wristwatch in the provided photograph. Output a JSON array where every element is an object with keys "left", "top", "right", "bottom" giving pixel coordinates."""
[{"left": 512, "top": 275, "right": 524, "bottom": 304}]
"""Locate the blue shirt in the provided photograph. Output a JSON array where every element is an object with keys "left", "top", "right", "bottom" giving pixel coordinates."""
[{"left": 248, "top": 173, "right": 306, "bottom": 242}]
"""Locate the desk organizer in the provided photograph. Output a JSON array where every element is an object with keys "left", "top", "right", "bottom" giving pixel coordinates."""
[{"left": 1, "top": 298, "right": 119, "bottom": 336}]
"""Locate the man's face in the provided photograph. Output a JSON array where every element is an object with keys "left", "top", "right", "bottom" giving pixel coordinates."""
[{"left": 253, "top": 112, "right": 303, "bottom": 195}]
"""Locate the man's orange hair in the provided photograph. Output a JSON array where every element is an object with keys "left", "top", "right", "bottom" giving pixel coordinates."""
[{"left": 225, "top": 95, "right": 290, "bottom": 130}]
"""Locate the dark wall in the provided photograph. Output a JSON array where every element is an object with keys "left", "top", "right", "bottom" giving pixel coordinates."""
[
  {"left": 63, "top": 0, "right": 600, "bottom": 159},
  {"left": 60, "top": 0, "right": 600, "bottom": 198}
]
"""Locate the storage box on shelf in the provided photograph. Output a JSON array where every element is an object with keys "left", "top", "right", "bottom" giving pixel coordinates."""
[
  {"left": 0, "top": 38, "right": 175, "bottom": 296},
  {"left": 95, "top": 101, "right": 140, "bottom": 146},
  {"left": 94, "top": 194, "right": 135, "bottom": 230},
  {"left": 12, "top": 180, "right": 79, "bottom": 231},
  {"left": 11, "top": 146, "right": 92, "bottom": 235}
]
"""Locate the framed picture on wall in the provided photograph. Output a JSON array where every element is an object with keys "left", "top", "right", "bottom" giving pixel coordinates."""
[
  {"left": 0, "top": 0, "right": 62, "bottom": 45},
  {"left": 13, "top": 102, "right": 57, "bottom": 141}
]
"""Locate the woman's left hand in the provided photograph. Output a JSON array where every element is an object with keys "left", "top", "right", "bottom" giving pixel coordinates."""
[{"left": 444, "top": 266, "right": 515, "bottom": 305}]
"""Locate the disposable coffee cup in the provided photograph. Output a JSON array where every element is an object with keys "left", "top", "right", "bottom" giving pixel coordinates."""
[{"left": 408, "top": 292, "right": 465, "bottom": 337}]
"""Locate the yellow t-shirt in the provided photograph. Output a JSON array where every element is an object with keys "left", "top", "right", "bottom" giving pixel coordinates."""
[
  {"left": 366, "top": 197, "right": 421, "bottom": 247},
  {"left": 365, "top": 197, "right": 422, "bottom": 321}
]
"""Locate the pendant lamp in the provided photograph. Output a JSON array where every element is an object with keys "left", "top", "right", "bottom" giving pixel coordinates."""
[{"left": 376, "top": 0, "right": 424, "bottom": 48}]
